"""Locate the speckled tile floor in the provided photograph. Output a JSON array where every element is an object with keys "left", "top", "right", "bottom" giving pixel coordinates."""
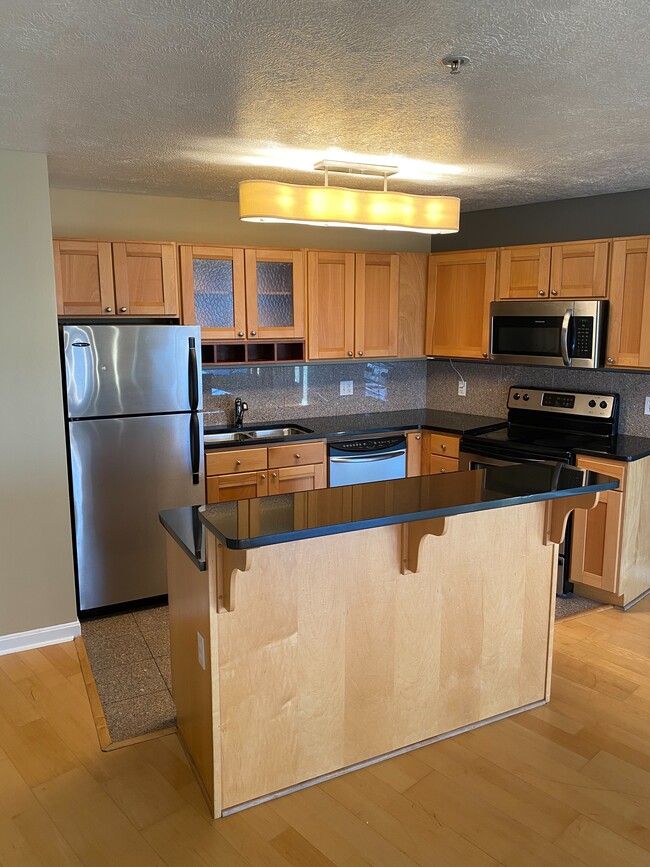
[
  {"left": 80, "top": 605, "right": 175, "bottom": 743},
  {"left": 555, "top": 593, "right": 602, "bottom": 620}
]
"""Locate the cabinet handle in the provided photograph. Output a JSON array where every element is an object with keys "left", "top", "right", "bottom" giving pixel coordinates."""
[
  {"left": 538, "top": 289, "right": 545, "bottom": 296},
  {"left": 441, "top": 444, "right": 446, "bottom": 451},
  {"left": 236, "top": 460, "right": 241, "bottom": 466},
  {"left": 119, "top": 307, "right": 127, "bottom": 313},
  {"left": 415, "top": 435, "right": 421, "bottom": 441},
  {"left": 105, "top": 307, "right": 113, "bottom": 313},
  {"left": 607, "top": 357, "right": 615, "bottom": 364},
  {"left": 482, "top": 352, "right": 488, "bottom": 358},
  {"left": 358, "top": 350, "right": 364, "bottom": 356},
  {"left": 550, "top": 289, "right": 558, "bottom": 296},
  {"left": 347, "top": 351, "right": 353, "bottom": 357},
  {"left": 261, "top": 474, "right": 266, "bottom": 480},
  {"left": 295, "top": 453, "right": 301, "bottom": 459},
  {"left": 440, "top": 468, "right": 447, "bottom": 473},
  {"left": 238, "top": 331, "right": 244, "bottom": 337},
  {"left": 250, "top": 330, "right": 257, "bottom": 337},
  {"left": 272, "top": 472, "right": 277, "bottom": 478}
]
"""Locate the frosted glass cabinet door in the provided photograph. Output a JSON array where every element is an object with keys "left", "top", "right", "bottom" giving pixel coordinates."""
[
  {"left": 180, "top": 246, "right": 246, "bottom": 339},
  {"left": 244, "top": 249, "right": 305, "bottom": 339}
]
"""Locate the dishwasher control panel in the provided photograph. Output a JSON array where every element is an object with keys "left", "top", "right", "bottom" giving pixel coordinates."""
[{"left": 329, "top": 436, "right": 405, "bottom": 453}]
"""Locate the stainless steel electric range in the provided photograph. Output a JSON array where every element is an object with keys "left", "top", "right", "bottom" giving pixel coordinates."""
[{"left": 460, "top": 386, "right": 620, "bottom": 594}]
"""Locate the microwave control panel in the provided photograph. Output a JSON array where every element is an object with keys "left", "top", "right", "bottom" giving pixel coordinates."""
[{"left": 573, "top": 317, "right": 595, "bottom": 359}]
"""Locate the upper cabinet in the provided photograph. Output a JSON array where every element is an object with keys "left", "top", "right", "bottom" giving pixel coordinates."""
[
  {"left": 498, "top": 240, "right": 609, "bottom": 300},
  {"left": 606, "top": 236, "right": 650, "bottom": 369},
  {"left": 54, "top": 239, "right": 179, "bottom": 317},
  {"left": 426, "top": 249, "right": 497, "bottom": 360},
  {"left": 180, "top": 245, "right": 305, "bottom": 341},
  {"left": 307, "top": 251, "right": 399, "bottom": 360}
]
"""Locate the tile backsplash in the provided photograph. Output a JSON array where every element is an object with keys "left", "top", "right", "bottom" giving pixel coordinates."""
[
  {"left": 203, "top": 360, "right": 427, "bottom": 427},
  {"left": 427, "top": 359, "right": 650, "bottom": 436}
]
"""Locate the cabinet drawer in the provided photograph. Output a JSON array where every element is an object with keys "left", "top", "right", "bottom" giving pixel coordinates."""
[
  {"left": 206, "top": 447, "right": 267, "bottom": 476},
  {"left": 575, "top": 455, "right": 626, "bottom": 491},
  {"left": 206, "top": 471, "right": 268, "bottom": 503},
  {"left": 427, "top": 433, "right": 460, "bottom": 459},
  {"left": 268, "top": 440, "right": 326, "bottom": 469},
  {"left": 427, "top": 455, "right": 459, "bottom": 475}
]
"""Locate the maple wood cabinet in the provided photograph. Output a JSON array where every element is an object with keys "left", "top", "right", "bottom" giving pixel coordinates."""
[
  {"left": 426, "top": 249, "right": 497, "bottom": 360},
  {"left": 54, "top": 239, "right": 179, "bottom": 317},
  {"left": 605, "top": 236, "right": 650, "bottom": 369},
  {"left": 498, "top": 241, "right": 609, "bottom": 300},
  {"left": 570, "top": 454, "right": 650, "bottom": 608},
  {"left": 180, "top": 245, "right": 305, "bottom": 341},
  {"left": 307, "top": 251, "right": 399, "bottom": 359}
]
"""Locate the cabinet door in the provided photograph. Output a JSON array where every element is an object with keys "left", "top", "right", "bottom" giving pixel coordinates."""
[
  {"left": 206, "top": 471, "right": 268, "bottom": 503},
  {"left": 54, "top": 240, "right": 115, "bottom": 316},
  {"left": 268, "top": 464, "right": 326, "bottom": 495},
  {"left": 354, "top": 253, "right": 399, "bottom": 358},
  {"left": 570, "top": 488, "right": 623, "bottom": 592},
  {"left": 549, "top": 241, "right": 609, "bottom": 298},
  {"left": 606, "top": 236, "right": 650, "bottom": 369},
  {"left": 307, "top": 250, "right": 355, "bottom": 359},
  {"left": 244, "top": 249, "right": 305, "bottom": 340},
  {"left": 498, "top": 246, "right": 551, "bottom": 299},
  {"left": 406, "top": 432, "right": 422, "bottom": 477},
  {"left": 180, "top": 245, "right": 246, "bottom": 339},
  {"left": 113, "top": 242, "right": 179, "bottom": 316},
  {"left": 426, "top": 250, "right": 497, "bottom": 359}
]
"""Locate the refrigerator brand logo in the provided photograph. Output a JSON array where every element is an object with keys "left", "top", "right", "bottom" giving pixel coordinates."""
[{"left": 71, "top": 341, "right": 90, "bottom": 347}]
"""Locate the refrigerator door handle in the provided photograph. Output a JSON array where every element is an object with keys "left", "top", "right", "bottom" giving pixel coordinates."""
[
  {"left": 190, "top": 412, "right": 201, "bottom": 485},
  {"left": 188, "top": 337, "right": 199, "bottom": 411}
]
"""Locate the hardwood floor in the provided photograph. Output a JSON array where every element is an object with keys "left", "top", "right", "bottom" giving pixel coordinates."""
[{"left": 0, "top": 598, "right": 649, "bottom": 866}]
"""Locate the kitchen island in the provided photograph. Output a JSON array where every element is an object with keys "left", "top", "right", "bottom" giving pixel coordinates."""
[{"left": 160, "top": 464, "right": 617, "bottom": 818}]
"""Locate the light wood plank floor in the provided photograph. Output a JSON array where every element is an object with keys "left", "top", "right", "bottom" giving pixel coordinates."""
[{"left": 1, "top": 598, "right": 649, "bottom": 866}]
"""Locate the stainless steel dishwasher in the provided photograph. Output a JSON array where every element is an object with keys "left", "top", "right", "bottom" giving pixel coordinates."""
[{"left": 328, "top": 434, "right": 407, "bottom": 487}]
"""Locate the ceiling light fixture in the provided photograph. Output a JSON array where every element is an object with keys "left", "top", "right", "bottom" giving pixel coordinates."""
[{"left": 239, "top": 160, "right": 460, "bottom": 234}]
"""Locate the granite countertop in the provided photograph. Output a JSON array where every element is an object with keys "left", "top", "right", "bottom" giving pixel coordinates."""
[
  {"left": 204, "top": 409, "right": 506, "bottom": 448},
  {"left": 575, "top": 434, "right": 650, "bottom": 462},
  {"left": 196, "top": 464, "right": 618, "bottom": 551}
]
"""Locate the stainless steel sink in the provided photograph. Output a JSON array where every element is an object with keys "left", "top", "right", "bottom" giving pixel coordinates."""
[{"left": 204, "top": 425, "right": 314, "bottom": 446}]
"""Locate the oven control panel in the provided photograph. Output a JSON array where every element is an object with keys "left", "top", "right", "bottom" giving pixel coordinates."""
[{"left": 507, "top": 387, "right": 617, "bottom": 419}]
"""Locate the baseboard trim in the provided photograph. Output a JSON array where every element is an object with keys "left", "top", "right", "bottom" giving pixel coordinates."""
[{"left": 0, "top": 620, "right": 81, "bottom": 656}]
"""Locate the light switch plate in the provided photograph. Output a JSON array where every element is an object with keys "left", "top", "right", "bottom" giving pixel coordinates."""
[
  {"left": 340, "top": 380, "right": 354, "bottom": 396},
  {"left": 197, "top": 631, "right": 206, "bottom": 670},
  {"left": 645, "top": 396, "right": 650, "bottom": 415}
]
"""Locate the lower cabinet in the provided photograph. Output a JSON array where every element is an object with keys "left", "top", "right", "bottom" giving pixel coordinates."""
[
  {"left": 406, "top": 432, "right": 422, "bottom": 476},
  {"left": 421, "top": 432, "right": 460, "bottom": 475},
  {"left": 570, "top": 454, "right": 650, "bottom": 607},
  {"left": 206, "top": 441, "right": 326, "bottom": 503}
]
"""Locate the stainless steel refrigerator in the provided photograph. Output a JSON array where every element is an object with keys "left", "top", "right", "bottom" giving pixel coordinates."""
[{"left": 62, "top": 324, "right": 204, "bottom": 611}]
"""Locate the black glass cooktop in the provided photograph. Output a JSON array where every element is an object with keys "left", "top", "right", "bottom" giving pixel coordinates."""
[{"left": 463, "top": 425, "right": 615, "bottom": 460}]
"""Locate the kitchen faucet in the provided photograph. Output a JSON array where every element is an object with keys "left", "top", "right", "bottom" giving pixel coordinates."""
[{"left": 234, "top": 397, "right": 248, "bottom": 428}]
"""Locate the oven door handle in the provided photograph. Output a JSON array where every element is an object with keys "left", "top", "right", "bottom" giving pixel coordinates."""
[
  {"left": 330, "top": 450, "right": 406, "bottom": 463},
  {"left": 560, "top": 309, "right": 573, "bottom": 366}
]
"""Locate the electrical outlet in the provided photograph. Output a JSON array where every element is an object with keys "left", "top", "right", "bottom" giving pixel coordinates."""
[
  {"left": 197, "top": 631, "right": 206, "bottom": 670},
  {"left": 458, "top": 381, "right": 467, "bottom": 397},
  {"left": 645, "top": 396, "right": 650, "bottom": 415},
  {"left": 340, "top": 380, "right": 353, "bottom": 396}
]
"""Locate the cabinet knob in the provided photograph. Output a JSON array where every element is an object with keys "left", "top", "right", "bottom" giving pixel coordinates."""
[
  {"left": 105, "top": 307, "right": 113, "bottom": 313},
  {"left": 607, "top": 357, "right": 615, "bottom": 364},
  {"left": 238, "top": 331, "right": 244, "bottom": 337},
  {"left": 295, "top": 453, "right": 301, "bottom": 459},
  {"left": 415, "top": 435, "right": 421, "bottom": 441},
  {"left": 250, "top": 330, "right": 257, "bottom": 337},
  {"left": 236, "top": 460, "right": 241, "bottom": 466},
  {"left": 347, "top": 351, "right": 353, "bottom": 357},
  {"left": 358, "top": 350, "right": 364, "bottom": 356},
  {"left": 482, "top": 352, "right": 488, "bottom": 358},
  {"left": 550, "top": 289, "right": 558, "bottom": 296},
  {"left": 441, "top": 443, "right": 446, "bottom": 450},
  {"left": 261, "top": 474, "right": 266, "bottom": 480},
  {"left": 440, "top": 468, "right": 447, "bottom": 473},
  {"left": 272, "top": 472, "right": 277, "bottom": 478},
  {"left": 538, "top": 289, "right": 545, "bottom": 296},
  {"left": 119, "top": 307, "right": 127, "bottom": 313}
]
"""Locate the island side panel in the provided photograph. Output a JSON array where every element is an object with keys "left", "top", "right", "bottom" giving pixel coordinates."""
[
  {"left": 166, "top": 536, "right": 221, "bottom": 816},
  {"left": 214, "top": 500, "right": 556, "bottom": 811}
]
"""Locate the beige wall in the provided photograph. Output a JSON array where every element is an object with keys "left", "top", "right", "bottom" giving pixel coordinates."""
[
  {"left": 0, "top": 152, "right": 77, "bottom": 637},
  {"left": 49, "top": 188, "right": 431, "bottom": 252}
]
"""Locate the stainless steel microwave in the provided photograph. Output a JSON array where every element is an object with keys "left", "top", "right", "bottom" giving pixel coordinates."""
[{"left": 490, "top": 300, "right": 608, "bottom": 368}]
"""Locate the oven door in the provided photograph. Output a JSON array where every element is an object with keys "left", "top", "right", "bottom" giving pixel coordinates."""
[{"left": 460, "top": 446, "right": 572, "bottom": 595}]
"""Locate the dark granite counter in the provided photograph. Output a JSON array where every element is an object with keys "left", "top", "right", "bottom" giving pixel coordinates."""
[
  {"left": 160, "top": 506, "right": 206, "bottom": 570},
  {"left": 197, "top": 464, "right": 618, "bottom": 551},
  {"left": 204, "top": 409, "right": 506, "bottom": 449},
  {"left": 575, "top": 434, "right": 650, "bottom": 462}
]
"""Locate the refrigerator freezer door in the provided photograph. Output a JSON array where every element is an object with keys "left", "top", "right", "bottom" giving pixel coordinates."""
[
  {"left": 70, "top": 413, "right": 205, "bottom": 610},
  {"left": 63, "top": 324, "right": 202, "bottom": 418}
]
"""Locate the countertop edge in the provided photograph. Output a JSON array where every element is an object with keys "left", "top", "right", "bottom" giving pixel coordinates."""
[{"left": 159, "top": 510, "right": 206, "bottom": 571}]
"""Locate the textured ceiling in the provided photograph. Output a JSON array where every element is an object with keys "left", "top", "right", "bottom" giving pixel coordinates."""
[{"left": 1, "top": 0, "right": 649, "bottom": 210}]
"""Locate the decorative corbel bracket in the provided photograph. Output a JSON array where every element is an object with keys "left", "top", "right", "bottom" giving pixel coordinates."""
[
  {"left": 401, "top": 517, "right": 448, "bottom": 575},
  {"left": 544, "top": 492, "right": 600, "bottom": 546},
  {"left": 216, "top": 545, "right": 252, "bottom": 613}
]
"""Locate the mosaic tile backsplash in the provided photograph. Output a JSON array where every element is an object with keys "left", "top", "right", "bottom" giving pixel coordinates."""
[
  {"left": 203, "top": 360, "right": 428, "bottom": 427},
  {"left": 427, "top": 359, "right": 650, "bottom": 437}
]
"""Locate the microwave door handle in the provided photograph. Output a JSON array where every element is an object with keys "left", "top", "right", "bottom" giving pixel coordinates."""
[{"left": 560, "top": 309, "right": 573, "bottom": 366}]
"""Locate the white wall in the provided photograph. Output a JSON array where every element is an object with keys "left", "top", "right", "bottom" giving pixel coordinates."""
[
  {"left": 49, "top": 188, "right": 431, "bottom": 252},
  {"left": 0, "top": 152, "right": 77, "bottom": 637}
]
